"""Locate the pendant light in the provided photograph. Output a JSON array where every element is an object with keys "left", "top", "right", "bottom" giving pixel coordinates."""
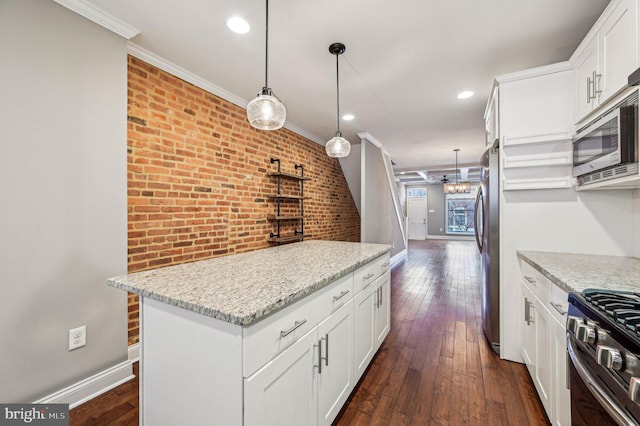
[
  {"left": 325, "top": 43, "right": 351, "bottom": 158},
  {"left": 444, "top": 149, "right": 471, "bottom": 194},
  {"left": 246, "top": 0, "right": 286, "bottom": 130}
]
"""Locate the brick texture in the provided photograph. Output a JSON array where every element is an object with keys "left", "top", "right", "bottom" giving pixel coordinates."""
[{"left": 126, "top": 56, "right": 361, "bottom": 344}]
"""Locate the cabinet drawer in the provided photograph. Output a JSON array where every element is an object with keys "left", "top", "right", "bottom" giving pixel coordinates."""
[
  {"left": 243, "top": 273, "right": 354, "bottom": 377},
  {"left": 520, "top": 260, "right": 551, "bottom": 303},
  {"left": 548, "top": 283, "right": 569, "bottom": 326},
  {"left": 353, "top": 254, "right": 390, "bottom": 293}
]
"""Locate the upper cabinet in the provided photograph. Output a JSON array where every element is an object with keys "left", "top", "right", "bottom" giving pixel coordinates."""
[
  {"left": 571, "top": 0, "right": 639, "bottom": 124},
  {"left": 485, "top": 63, "right": 574, "bottom": 191}
]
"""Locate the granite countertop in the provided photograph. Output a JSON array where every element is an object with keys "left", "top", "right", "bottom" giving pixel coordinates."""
[
  {"left": 517, "top": 250, "right": 640, "bottom": 294},
  {"left": 108, "top": 240, "right": 391, "bottom": 326}
]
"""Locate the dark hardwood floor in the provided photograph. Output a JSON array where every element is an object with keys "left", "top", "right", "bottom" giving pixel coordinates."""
[{"left": 70, "top": 239, "right": 548, "bottom": 425}]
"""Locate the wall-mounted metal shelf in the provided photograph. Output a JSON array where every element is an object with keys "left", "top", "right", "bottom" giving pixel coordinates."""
[{"left": 267, "top": 158, "right": 309, "bottom": 245}]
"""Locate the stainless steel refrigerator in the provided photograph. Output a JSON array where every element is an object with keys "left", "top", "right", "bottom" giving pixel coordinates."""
[{"left": 474, "top": 139, "right": 500, "bottom": 354}]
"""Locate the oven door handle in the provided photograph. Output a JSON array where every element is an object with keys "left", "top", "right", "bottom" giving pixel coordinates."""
[{"left": 567, "top": 335, "right": 637, "bottom": 426}]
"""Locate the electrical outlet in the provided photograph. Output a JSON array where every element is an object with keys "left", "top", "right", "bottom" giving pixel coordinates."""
[
  {"left": 69, "top": 326, "right": 86, "bottom": 351},
  {"left": 440, "top": 227, "right": 443, "bottom": 232}
]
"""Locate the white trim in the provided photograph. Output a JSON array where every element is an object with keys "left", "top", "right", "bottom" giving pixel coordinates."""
[
  {"left": 126, "top": 43, "right": 325, "bottom": 146},
  {"left": 53, "top": 0, "right": 140, "bottom": 39},
  {"left": 357, "top": 132, "right": 390, "bottom": 157},
  {"left": 503, "top": 151, "right": 572, "bottom": 169},
  {"left": 503, "top": 132, "right": 572, "bottom": 147},
  {"left": 426, "top": 235, "right": 474, "bottom": 241},
  {"left": 390, "top": 249, "right": 407, "bottom": 267},
  {"left": 494, "top": 61, "right": 572, "bottom": 84},
  {"left": 502, "top": 176, "right": 573, "bottom": 191},
  {"left": 129, "top": 342, "right": 140, "bottom": 362},
  {"left": 34, "top": 360, "right": 134, "bottom": 409}
]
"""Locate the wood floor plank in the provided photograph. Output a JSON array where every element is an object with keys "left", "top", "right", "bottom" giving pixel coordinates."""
[{"left": 69, "top": 240, "right": 550, "bottom": 426}]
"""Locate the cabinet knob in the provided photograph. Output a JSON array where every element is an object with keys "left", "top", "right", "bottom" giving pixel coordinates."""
[
  {"left": 576, "top": 324, "right": 596, "bottom": 344},
  {"left": 596, "top": 345, "right": 623, "bottom": 371}
]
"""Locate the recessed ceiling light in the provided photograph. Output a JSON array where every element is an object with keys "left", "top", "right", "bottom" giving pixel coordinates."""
[
  {"left": 342, "top": 114, "right": 354, "bottom": 121},
  {"left": 457, "top": 91, "right": 474, "bottom": 99},
  {"left": 226, "top": 17, "right": 250, "bottom": 34}
]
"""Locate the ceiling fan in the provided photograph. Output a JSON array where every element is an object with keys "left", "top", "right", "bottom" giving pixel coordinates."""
[{"left": 440, "top": 175, "right": 450, "bottom": 183}]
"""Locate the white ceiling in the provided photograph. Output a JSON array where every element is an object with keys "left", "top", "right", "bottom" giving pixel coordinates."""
[{"left": 85, "top": 0, "right": 609, "bottom": 172}]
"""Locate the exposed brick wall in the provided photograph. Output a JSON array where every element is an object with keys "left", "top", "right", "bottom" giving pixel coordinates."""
[{"left": 126, "top": 56, "right": 361, "bottom": 344}]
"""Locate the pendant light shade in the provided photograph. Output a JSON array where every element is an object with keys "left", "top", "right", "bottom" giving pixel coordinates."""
[
  {"left": 326, "top": 43, "right": 351, "bottom": 158},
  {"left": 247, "top": 0, "right": 286, "bottom": 131},
  {"left": 247, "top": 88, "right": 286, "bottom": 130}
]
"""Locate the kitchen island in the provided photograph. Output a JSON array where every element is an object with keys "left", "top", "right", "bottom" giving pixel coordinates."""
[{"left": 108, "top": 240, "right": 392, "bottom": 426}]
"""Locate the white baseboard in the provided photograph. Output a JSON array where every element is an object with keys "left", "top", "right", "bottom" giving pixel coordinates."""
[
  {"left": 128, "top": 342, "right": 140, "bottom": 362},
  {"left": 425, "top": 235, "right": 474, "bottom": 241},
  {"left": 390, "top": 249, "right": 407, "bottom": 267},
  {"left": 34, "top": 360, "right": 134, "bottom": 409}
]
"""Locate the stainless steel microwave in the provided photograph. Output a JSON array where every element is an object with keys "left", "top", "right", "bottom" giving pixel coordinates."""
[{"left": 572, "top": 105, "right": 637, "bottom": 178}]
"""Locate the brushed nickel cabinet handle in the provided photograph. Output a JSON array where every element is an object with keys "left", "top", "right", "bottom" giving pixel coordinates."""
[
  {"left": 321, "top": 334, "right": 329, "bottom": 367},
  {"left": 363, "top": 273, "right": 375, "bottom": 280},
  {"left": 333, "top": 290, "right": 350, "bottom": 301},
  {"left": 280, "top": 319, "right": 307, "bottom": 338},
  {"left": 524, "top": 275, "right": 536, "bottom": 284},
  {"left": 549, "top": 301, "right": 567, "bottom": 316},
  {"left": 315, "top": 342, "right": 322, "bottom": 374}
]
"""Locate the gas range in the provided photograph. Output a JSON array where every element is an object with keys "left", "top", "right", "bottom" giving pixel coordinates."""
[{"left": 568, "top": 289, "right": 640, "bottom": 425}]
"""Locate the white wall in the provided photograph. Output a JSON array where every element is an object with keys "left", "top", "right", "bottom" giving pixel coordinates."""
[
  {"left": 634, "top": 190, "right": 640, "bottom": 257},
  {"left": 360, "top": 138, "right": 407, "bottom": 258},
  {"left": 0, "top": 0, "right": 128, "bottom": 402},
  {"left": 339, "top": 143, "right": 361, "bottom": 215},
  {"left": 501, "top": 188, "right": 633, "bottom": 361}
]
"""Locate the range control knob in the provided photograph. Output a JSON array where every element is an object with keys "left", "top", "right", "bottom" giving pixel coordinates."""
[
  {"left": 566, "top": 316, "right": 581, "bottom": 334},
  {"left": 597, "top": 345, "right": 624, "bottom": 371},
  {"left": 576, "top": 324, "right": 596, "bottom": 344},
  {"left": 630, "top": 377, "right": 640, "bottom": 403}
]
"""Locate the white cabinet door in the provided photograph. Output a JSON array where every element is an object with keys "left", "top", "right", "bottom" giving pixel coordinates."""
[
  {"left": 374, "top": 271, "right": 391, "bottom": 349},
  {"left": 317, "top": 300, "right": 353, "bottom": 426},
  {"left": 521, "top": 284, "right": 536, "bottom": 376},
  {"left": 535, "top": 300, "right": 553, "bottom": 419},
  {"left": 353, "top": 283, "right": 375, "bottom": 382},
  {"left": 244, "top": 330, "right": 318, "bottom": 426},
  {"left": 573, "top": 36, "right": 599, "bottom": 121},
  {"left": 599, "top": 0, "right": 638, "bottom": 102},
  {"left": 553, "top": 318, "right": 571, "bottom": 426}
]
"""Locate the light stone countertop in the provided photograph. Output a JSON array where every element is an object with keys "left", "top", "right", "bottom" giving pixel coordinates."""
[
  {"left": 517, "top": 250, "right": 640, "bottom": 294},
  {"left": 108, "top": 240, "right": 391, "bottom": 326}
]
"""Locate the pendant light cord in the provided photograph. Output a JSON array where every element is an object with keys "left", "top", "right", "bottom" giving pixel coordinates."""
[
  {"left": 264, "top": 0, "right": 269, "bottom": 89},
  {"left": 336, "top": 52, "right": 340, "bottom": 134}
]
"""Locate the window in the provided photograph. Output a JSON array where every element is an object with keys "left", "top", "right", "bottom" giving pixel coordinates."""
[
  {"left": 407, "top": 188, "right": 426, "bottom": 198},
  {"left": 445, "top": 186, "right": 477, "bottom": 235}
]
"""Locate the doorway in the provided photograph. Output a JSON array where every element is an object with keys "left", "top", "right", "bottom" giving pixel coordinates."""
[{"left": 407, "top": 187, "right": 427, "bottom": 240}]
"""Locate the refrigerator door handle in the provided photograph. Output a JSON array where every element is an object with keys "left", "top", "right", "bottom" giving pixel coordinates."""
[{"left": 474, "top": 187, "right": 483, "bottom": 253}]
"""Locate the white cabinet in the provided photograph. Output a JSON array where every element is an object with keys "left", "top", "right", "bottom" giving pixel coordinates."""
[
  {"left": 317, "top": 299, "right": 353, "bottom": 426},
  {"left": 244, "top": 330, "right": 319, "bottom": 426},
  {"left": 353, "top": 280, "right": 375, "bottom": 382},
  {"left": 484, "top": 86, "right": 499, "bottom": 146},
  {"left": 519, "top": 258, "right": 570, "bottom": 425},
  {"left": 521, "top": 284, "right": 536, "bottom": 375},
  {"left": 138, "top": 251, "right": 391, "bottom": 426},
  {"left": 571, "top": 0, "right": 639, "bottom": 123},
  {"left": 245, "top": 299, "right": 354, "bottom": 426},
  {"left": 487, "top": 63, "right": 574, "bottom": 191},
  {"left": 373, "top": 271, "right": 391, "bottom": 347}
]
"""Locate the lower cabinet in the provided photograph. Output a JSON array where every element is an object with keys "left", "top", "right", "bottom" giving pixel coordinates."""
[
  {"left": 245, "top": 255, "right": 391, "bottom": 426},
  {"left": 520, "top": 260, "right": 570, "bottom": 425},
  {"left": 353, "top": 270, "right": 391, "bottom": 383},
  {"left": 244, "top": 299, "right": 353, "bottom": 426}
]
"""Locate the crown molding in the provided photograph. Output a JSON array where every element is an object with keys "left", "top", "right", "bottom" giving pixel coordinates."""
[
  {"left": 53, "top": 0, "right": 140, "bottom": 39},
  {"left": 127, "top": 43, "right": 325, "bottom": 146},
  {"left": 357, "top": 132, "right": 390, "bottom": 157},
  {"left": 494, "top": 61, "right": 572, "bottom": 84}
]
